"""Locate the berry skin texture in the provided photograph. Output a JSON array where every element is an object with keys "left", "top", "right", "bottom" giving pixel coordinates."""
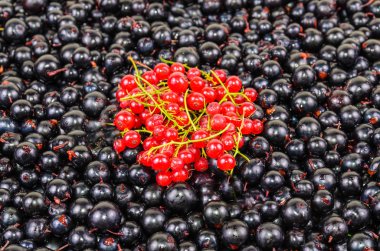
[
  {"left": 217, "top": 153, "right": 236, "bottom": 171},
  {"left": 167, "top": 72, "right": 188, "bottom": 93}
]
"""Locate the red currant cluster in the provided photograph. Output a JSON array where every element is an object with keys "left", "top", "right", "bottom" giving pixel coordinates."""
[{"left": 113, "top": 57, "right": 263, "bottom": 186}]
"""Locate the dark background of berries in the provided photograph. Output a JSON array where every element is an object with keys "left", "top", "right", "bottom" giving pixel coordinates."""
[{"left": 1, "top": 0, "right": 380, "bottom": 250}]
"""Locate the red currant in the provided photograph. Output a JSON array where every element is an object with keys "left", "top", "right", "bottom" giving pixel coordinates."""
[
  {"left": 238, "top": 102, "right": 256, "bottom": 117},
  {"left": 120, "top": 75, "right": 137, "bottom": 92},
  {"left": 206, "top": 139, "right": 224, "bottom": 158},
  {"left": 201, "top": 87, "right": 216, "bottom": 103},
  {"left": 165, "top": 128, "right": 178, "bottom": 141},
  {"left": 172, "top": 168, "right": 189, "bottom": 182},
  {"left": 206, "top": 102, "right": 220, "bottom": 115},
  {"left": 142, "top": 70, "right": 159, "bottom": 85},
  {"left": 161, "top": 91, "right": 180, "bottom": 103},
  {"left": 252, "top": 119, "right": 264, "bottom": 134},
  {"left": 212, "top": 69, "right": 227, "bottom": 84},
  {"left": 154, "top": 63, "right": 171, "bottom": 81},
  {"left": 114, "top": 110, "right": 135, "bottom": 131},
  {"left": 113, "top": 138, "right": 126, "bottom": 153},
  {"left": 116, "top": 88, "right": 127, "bottom": 102},
  {"left": 186, "top": 92, "right": 205, "bottom": 111},
  {"left": 187, "top": 67, "right": 201, "bottom": 80},
  {"left": 191, "top": 130, "right": 209, "bottom": 148},
  {"left": 217, "top": 153, "right": 236, "bottom": 171},
  {"left": 167, "top": 72, "right": 189, "bottom": 93},
  {"left": 225, "top": 76, "right": 242, "bottom": 92},
  {"left": 130, "top": 101, "right": 144, "bottom": 114},
  {"left": 194, "top": 157, "right": 208, "bottom": 172},
  {"left": 220, "top": 134, "right": 235, "bottom": 151},
  {"left": 156, "top": 171, "right": 172, "bottom": 186},
  {"left": 151, "top": 153, "right": 170, "bottom": 171},
  {"left": 244, "top": 88, "right": 258, "bottom": 102},
  {"left": 220, "top": 101, "right": 237, "bottom": 115},
  {"left": 170, "top": 157, "right": 185, "bottom": 171},
  {"left": 123, "top": 130, "right": 141, "bottom": 148},
  {"left": 177, "top": 149, "right": 194, "bottom": 164},
  {"left": 190, "top": 76, "right": 206, "bottom": 92},
  {"left": 170, "top": 62, "right": 186, "bottom": 73},
  {"left": 143, "top": 137, "right": 159, "bottom": 151},
  {"left": 210, "top": 114, "right": 227, "bottom": 131}
]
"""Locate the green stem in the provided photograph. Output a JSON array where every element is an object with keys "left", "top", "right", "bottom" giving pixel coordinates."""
[{"left": 184, "top": 89, "right": 197, "bottom": 131}]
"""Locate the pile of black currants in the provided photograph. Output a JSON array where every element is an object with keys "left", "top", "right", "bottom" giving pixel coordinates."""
[{"left": 1, "top": 0, "right": 380, "bottom": 250}]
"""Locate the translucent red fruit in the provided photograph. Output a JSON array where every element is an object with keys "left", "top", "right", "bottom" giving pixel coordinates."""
[
  {"left": 120, "top": 75, "right": 137, "bottom": 91},
  {"left": 210, "top": 114, "right": 227, "bottom": 131},
  {"left": 186, "top": 92, "right": 206, "bottom": 111},
  {"left": 170, "top": 62, "right": 186, "bottom": 73},
  {"left": 142, "top": 70, "right": 158, "bottom": 85},
  {"left": 151, "top": 154, "right": 170, "bottom": 171},
  {"left": 113, "top": 110, "right": 135, "bottom": 131},
  {"left": 156, "top": 171, "right": 172, "bottom": 186},
  {"left": 123, "top": 130, "right": 141, "bottom": 148},
  {"left": 217, "top": 153, "right": 236, "bottom": 171},
  {"left": 154, "top": 63, "right": 171, "bottom": 80},
  {"left": 206, "top": 139, "right": 224, "bottom": 158},
  {"left": 167, "top": 72, "right": 189, "bottom": 93},
  {"left": 225, "top": 76, "right": 242, "bottom": 92}
]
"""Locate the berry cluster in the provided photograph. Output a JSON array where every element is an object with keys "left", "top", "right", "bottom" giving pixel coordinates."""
[{"left": 114, "top": 58, "right": 263, "bottom": 186}]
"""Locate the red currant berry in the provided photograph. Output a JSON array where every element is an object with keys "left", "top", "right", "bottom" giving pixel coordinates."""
[
  {"left": 165, "top": 128, "right": 178, "bottom": 141},
  {"left": 194, "top": 157, "right": 209, "bottom": 172},
  {"left": 167, "top": 72, "right": 189, "bottom": 93},
  {"left": 220, "top": 134, "right": 235, "bottom": 151},
  {"left": 130, "top": 101, "right": 144, "bottom": 114},
  {"left": 176, "top": 111, "right": 190, "bottom": 126},
  {"left": 123, "top": 130, "right": 141, "bottom": 148},
  {"left": 170, "top": 62, "right": 186, "bottom": 73},
  {"left": 244, "top": 88, "right": 258, "bottom": 102},
  {"left": 241, "top": 119, "right": 254, "bottom": 135},
  {"left": 186, "top": 92, "right": 206, "bottom": 111},
  {"left": 217, "top": 153, "right": 236, "bottom": 171},
  {"left": 172, "top": 168, "right": 189, "bottom": 182},
  {"left": 201, "top": 87, "right": 216, "bottom": 103},
  {"left": 212, "top": 69, "right": 227, "bottom": 84},
  {"left": 239, "top": 102, "right": 256, "bottom": 117},
  {"left": 165, "top": 102, "right": 180, "bottom": 115},
  {"left": 153, "top": 125, "right": 167, "bottom": 141},
  {"left": 145, "top": 114, "right": 164, "bottom": 131},
  {"left": 170, "top": 157, "right": 185, "bottom": 171},
  {"left": 142, "top": 70, "right": 159, "bottom": 85},
  {"left": 206, "top": 102, "right": 220, "bottom": 115},
  {"left": 210, "top": 114, "right": 227, "bottom": 131},
  {"left": 190, "top": 76, "right": 206, "bottom": 92},
  {"left": 187, "top": 68, "right": 201, "bottom": 80},
  {"left": 120, "top": 75, "right": 137, "bottom": 92},
  {"left": 154, "top": 63, "right": 171, "bottom": 81},
  {"left": 158, "top": 144, "right": 174, "bottom": 158},
  {"left": 220, "top": 101, "right": 237, "bottom": 115},
  {"left": 206, "top": 139, "right": 224, "bottom": 158},
  {"left": 143, "top": 137, "right": 159, "bottom": 150},
  {"left": 113, "top": 138, "right": 126, "bottom": 153},
  {"left": 139, "top": 109, "right": 152, "bottom": 124},
  {"left": 116, "top": 88, "right": 127, "bottom": 102},
  {"left": 137, "top": 151, "right": 153, "bottom": 167},
  {"left": 178, "top": 149, "right": 194, "bottom": 164},
  {"left": 114, "top": 110, "right": 135, "bottom": 131},
  {"left": 225, "top": 76, "right": 242, "bottom": 92},
  {"left": 156, "top": 171, "right": 172, "bottom": 186},
  {"left": 215, "top": 86, "right": 226, "bottom": 101},
  {"left": 161, "top": 91, "right": 180, "bottom": 103},
  {"left": 252, "top": 119, "right": 264, "bottom": 134},
  {"left": 191, "top": 130, "right": 209, "bottom": 148},
  {"left": 151, "top": 153, "right": 170, "bottom": 171}
]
